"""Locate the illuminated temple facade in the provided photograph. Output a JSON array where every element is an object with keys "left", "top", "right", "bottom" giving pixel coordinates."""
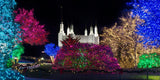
[{"left": 58, "top": 22, "right": 99, "bottom": 47}]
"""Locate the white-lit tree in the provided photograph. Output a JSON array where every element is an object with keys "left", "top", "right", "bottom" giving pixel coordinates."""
[{"left": 101, "top": 12, "right": 145, "bottom": 68}]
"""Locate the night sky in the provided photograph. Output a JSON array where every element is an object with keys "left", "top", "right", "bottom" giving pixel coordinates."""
[{"left": 15, "top": 0, "right": 132, "bottom": 57}]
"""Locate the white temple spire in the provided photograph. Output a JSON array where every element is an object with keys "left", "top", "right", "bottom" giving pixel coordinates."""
[
  {"left": 84, "top": 28, "right": 88, "bottom": 36},
  {"left": 59, "top": 21, "right": 65, "bottom": 35},
  {"left": 94, "top": 25, "right": 98, "bottom": 37},
  {"left": 67, "top": 26, "right": 70, "bottom": 35},
  {"left": 70, "top": 24, "right": 74, "bottom": 34},
  {"left": 89, "top": 26, "right": 94, "bottom": 35}
]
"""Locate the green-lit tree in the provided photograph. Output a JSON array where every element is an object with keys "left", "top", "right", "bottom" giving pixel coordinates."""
[{"left": 12, "top": 43, "right": 24, "bottom": 64}]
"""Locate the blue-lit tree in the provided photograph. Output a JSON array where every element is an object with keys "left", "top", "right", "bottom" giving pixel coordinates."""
[
  {"left": 128, "top": 0, "right": 160, "bottom": 48},
  {"left": 0, "top": 0, "right": 24, "bottom": 79},
  {"left": 44, "top": 43, "right": 60, "bottom": 64}
]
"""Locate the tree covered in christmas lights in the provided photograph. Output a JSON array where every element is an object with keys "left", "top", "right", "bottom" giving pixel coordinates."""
[
  {"left": 44, "top": 43, "right": 60, "bottom": 64},
  {"left": 6, "top": 58, "right": 13, "bottom": 68},
  {"left": 138, "top": 53, "right": 160, "bottom": 68},
  {"left": 44, "top": 43, "right": 60, "bottom": 56},
  {"left": 128, "top": 0, "right": 160, "bottom": 48},
  {"left": 53, "top": 36, "right": 120, "bottom": 72},
  {"left": 101, "top": 12, "right": 145, "bottom": 68},
  {"left": 61, "top": 34, "right": 80, "bottom": 47},
  {"left": 12, "top": 43, "right": 24, "bottom": 61},
  {"left": 0, "top": 0, "right": 24, "bottom": 79},
  {"left": 14, "top": 8, "right": 49, "bottom": 45}
]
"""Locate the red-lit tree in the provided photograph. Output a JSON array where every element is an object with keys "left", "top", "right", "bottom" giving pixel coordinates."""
[
  {"left": 14, "top": 8, "right": 49, "bottom": 45},
  {"left": 61, "top": 34, "right": 80, "bottom": 47}
]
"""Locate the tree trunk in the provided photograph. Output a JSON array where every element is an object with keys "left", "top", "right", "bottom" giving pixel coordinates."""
[{"left": 50, "top": 56, "right": 55, "bottom": 64}]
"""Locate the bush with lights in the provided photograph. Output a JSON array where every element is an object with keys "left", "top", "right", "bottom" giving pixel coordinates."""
[
  {"left": 53, "top": 35, "right": 120, "bottom": 72},
  {"left": 138, "top": 53, "right": 160, "bottom": 68},
  {"left": 6, "top": 58, "right": 14, "bottom": 68}
]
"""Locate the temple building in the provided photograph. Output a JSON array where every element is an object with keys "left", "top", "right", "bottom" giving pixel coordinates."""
[{"left": 58, "top": 22, "right": 99, "bottom": 47}]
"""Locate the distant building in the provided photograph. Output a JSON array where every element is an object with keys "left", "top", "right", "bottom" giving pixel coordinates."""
[{"left": 58, "top": 22, "right": 99, "bottom": 47}]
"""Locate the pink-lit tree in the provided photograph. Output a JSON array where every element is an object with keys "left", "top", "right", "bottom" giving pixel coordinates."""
[{"left": 14, "top": 8, "right": 49, "bottom": 45}]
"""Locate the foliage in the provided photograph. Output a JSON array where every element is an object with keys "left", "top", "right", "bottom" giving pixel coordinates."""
[
  {"left": 54, "top": 37, "right": 120, "bottom": 72},
  {"left": 138, "top": 53, "right": 160, "bottom": 68},
  {"left": 128, "top": 0, "right": 160, "bottom": 48},
  {"left": 44, "top": 43, "right": 60, "bottom": 56},
  {"left": 6, "top": 58, "right": 13, "bottom": 68},
  {"left": 101, "top": 12, "right": 144, "bottom": 68},
  {"left": 61, "top": 34, "right": 80, "bottom": 47},
  {"left": 12, "top": 43, "right": 24, "bottom": 60},
  {"left": 0, "top": 69, "right": 25, "bottom": 80},
  {"left": 14, "top": 8, "right": 49, "bottom": 45},
  {"left": 0, "top": 0, "right": 24, "bottom": 79}
]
